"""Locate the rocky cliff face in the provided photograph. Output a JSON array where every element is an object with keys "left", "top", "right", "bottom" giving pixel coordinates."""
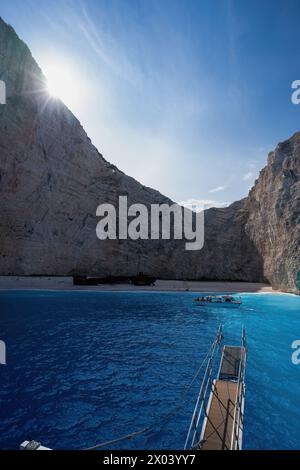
[
  {"left": 0, "top": 17, "right": 298, "bottom": 292},
  {"left": 0, "top": 17, "right": 175, "bottom": 278},
  {"left": 245, "top": 134, "right": 300, "bottom": 294}
]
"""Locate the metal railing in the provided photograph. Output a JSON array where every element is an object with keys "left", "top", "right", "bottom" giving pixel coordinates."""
[
  {"left": 185, "top": 326, "right": 247, "bottom": 451},
  {"left": 184, "top": 326, "right": 223, "bottom": 449}
]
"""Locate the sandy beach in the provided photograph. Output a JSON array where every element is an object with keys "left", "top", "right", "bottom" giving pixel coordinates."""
[{"left": 0, "top": 276, "right": 276, "bottom": 293}]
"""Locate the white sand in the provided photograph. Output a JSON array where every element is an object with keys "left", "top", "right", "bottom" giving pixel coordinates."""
[{"left": 0, "top": 276, "right": 276, "bottom": 293}]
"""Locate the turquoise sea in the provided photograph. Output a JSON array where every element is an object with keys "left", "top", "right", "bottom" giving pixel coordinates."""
[{"left": 0, "top": 290, "right": 300, "bottom": 450}]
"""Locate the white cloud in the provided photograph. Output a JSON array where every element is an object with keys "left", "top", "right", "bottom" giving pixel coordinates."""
[
  {"left": 208, "top": 185, "right": 227, "bottom": 193},
  {"left": 242, "top": 171, "right": 254, "bottom": 181},
  {"left": 179, "top": 198, "right": 230, "bottom": 211}
]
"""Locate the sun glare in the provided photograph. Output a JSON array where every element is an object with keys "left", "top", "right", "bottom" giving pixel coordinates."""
[{"left": 44, "top": 60, "right": 84, "bottom": 111}]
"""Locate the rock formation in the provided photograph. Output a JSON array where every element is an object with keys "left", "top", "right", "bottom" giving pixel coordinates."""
[
  {"left": 0, "top": 17, "right": 298, "bottom": 293},
  {"left": 245, "top": 134, "right": 300, "bottom": 293}
]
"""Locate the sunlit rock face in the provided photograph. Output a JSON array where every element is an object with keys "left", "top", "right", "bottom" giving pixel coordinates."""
[
  {"left": 1, "top": 17, "right": 298, "bottom": 293},
  {"left": 245, "top": 134, "right": 300, "bottom": 294}
]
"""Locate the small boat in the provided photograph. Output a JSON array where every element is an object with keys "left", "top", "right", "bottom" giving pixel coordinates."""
[{"left": 194, "top": 295, "right": 242, "bottom": 307}]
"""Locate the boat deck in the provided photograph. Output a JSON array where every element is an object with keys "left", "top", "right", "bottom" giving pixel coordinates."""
[
  {"left": 200, "top": 345, "right": 245, "bottom": 450},
  {"left": 219, "top": 346, "right": 244, "bottom": 380}
]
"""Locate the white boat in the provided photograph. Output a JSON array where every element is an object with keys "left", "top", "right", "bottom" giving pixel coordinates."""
[
  {"left": 20, "top": 440, "right": 52, "bottom": 450},
  {"left": 194, "top": 295, "right": 242, "bottom": 307}
]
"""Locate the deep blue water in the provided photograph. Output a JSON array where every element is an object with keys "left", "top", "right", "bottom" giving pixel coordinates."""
[{"left": 1, "top": 290, "right": 300, "bottom": 450}]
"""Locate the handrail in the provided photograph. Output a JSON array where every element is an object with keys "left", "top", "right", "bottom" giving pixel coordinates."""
[
  {"left": 184, "top": 326, "right": 223, "bottom": 450},
  {"left": 230, "top": 328, "right": 246, "bottom": 449},
  {"left": 190, "top": 356, "right": 214, "bottom": 447}
]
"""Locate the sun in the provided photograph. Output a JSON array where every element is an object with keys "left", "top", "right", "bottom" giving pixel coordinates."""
[{"left": 43, "top": 60, "right": 84, "bottom": 110}]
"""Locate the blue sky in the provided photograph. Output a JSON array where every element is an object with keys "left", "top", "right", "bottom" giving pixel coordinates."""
[{"left": 2, "top": 0, "right": 300, "bottom": 206}]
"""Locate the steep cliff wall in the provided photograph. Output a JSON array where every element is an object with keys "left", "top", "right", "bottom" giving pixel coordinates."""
[
  {"left": 0, "top": 17, "right": 176, "bottom": 277},
  {"left": 246, "top": 134, "right": 300, "bottom": 294}
]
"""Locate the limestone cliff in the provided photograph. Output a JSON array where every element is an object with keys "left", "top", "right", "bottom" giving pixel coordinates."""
[
  {"left": 245, "top": 134, "right": 300, "bottom": 294},
  {"left": 1, "top": 17, "right": 298, "bottom": 293}
]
